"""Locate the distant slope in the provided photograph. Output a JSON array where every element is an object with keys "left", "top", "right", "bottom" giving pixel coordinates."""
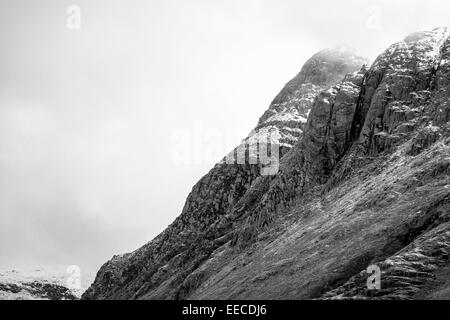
[{"left": 0, "top": 267, "right": 79, "bottom": 300}]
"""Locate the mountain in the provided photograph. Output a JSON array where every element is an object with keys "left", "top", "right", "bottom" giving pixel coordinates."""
[
  {"left": 83, "top": 28, "right": 450, "bottom": 300},
  {"left": 0, "top": 267, "right": 80, "bottom": 300}
]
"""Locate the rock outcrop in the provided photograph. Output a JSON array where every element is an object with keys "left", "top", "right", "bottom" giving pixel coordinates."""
[{"left": 83, "top": 28, "right": 450, "bottom": 300}]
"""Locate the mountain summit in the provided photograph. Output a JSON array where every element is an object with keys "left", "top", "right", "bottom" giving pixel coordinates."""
[{"left": 83, "top": 28, "right": 450, "bottom": 300}]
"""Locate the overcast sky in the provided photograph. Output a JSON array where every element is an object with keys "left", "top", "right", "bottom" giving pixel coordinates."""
[{"left": 1, "top": 0, "right": 450, "bottom": 275}]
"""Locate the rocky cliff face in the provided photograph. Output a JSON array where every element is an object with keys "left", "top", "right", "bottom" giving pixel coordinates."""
[
  {"left": 254, "top": 47, "right": 369, "bottom": 149},
  {"left": 83, "top": 28, "right": 450, "bottom": 300}
]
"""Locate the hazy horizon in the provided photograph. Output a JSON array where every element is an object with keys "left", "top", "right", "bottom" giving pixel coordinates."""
[{"left": 1, "top": 0, "right": 450, "bottom": 277}]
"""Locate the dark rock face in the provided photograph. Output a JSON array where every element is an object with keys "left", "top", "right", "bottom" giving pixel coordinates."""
[
  {"left": 229, "top": 70, "right": 367, "bottom": 248},
  {"left": 84, "top": 28, "right": 450, "bottom": 300},
  {"left": 358, "top": 28, "right": 449, "bottom": 155}
]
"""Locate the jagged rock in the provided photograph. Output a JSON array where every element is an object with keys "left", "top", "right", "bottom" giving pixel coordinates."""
[
  {"left": 83, "top": 28, "right": 450, "bottom": 300},
  {"left": 406, "top": 125, "right": 441, "bottom": 156},
  {"left": 358, "top": 27, "right": 449, "bottom": 155}
]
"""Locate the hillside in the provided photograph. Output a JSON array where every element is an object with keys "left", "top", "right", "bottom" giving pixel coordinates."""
[{"left": 83, "top": 28, "right": 450, "bottom": 300}]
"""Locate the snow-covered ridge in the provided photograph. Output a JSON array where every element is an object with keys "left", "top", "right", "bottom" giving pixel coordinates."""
[
  {"left": 253, "top": 47, "right": 368, "bottom": 149},
  {"left": 372, "top": 27, "right": 450, "bottom": 72},
  {"left": 0, "top": 266, "right": 94, "bottom": 300}
]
